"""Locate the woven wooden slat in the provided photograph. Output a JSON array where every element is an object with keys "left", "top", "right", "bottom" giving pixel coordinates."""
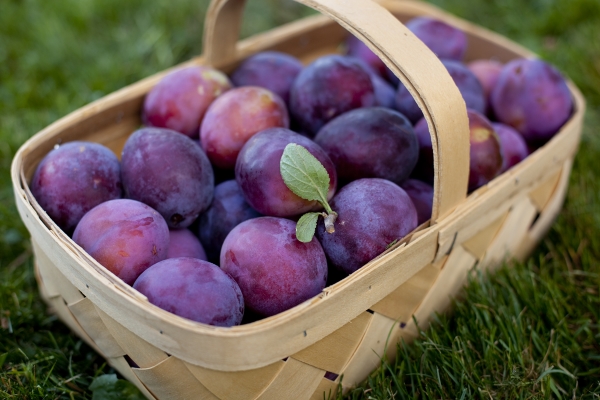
[
  {"left": 461, "top": 212, "right": 508, "bottom": 260},
  {"left": 309, "top": 376, "right": 339, "bottom": 400},
  {"left": 107, "top": 356, "right": 157, "bottom": 400},
  {"left": 257, "top": 358, "right": 325, "bottom": 400}
]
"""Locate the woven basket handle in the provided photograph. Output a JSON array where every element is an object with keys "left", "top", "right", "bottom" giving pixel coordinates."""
[{"left": 203, "top": 0, "right": 469, "bottom": 221}]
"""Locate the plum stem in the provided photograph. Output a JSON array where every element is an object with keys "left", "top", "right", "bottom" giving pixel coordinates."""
[{"left": 321, "top": 211, "right": 338, "bottom": 234}]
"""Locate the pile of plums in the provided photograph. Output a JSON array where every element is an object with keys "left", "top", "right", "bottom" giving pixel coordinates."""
[{"left": 31, "top": 15, "right": 573, "bottom": 328}]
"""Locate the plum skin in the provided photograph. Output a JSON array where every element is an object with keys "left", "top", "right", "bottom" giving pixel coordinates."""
[
  {"left": 134, "top": 258, "right": 244, "bottom": 327},
  {"left": 31, "top": 141, "right": 122, "bottom": 234},
  {"left": 411, "top": 118, "right": 434, "bottom": 184},
  {"left": 406, "top": 17, "right": 467, "bottom": 61},
  {"left": 73, "top": 199, "right": 170, "bottom": 285},
  {"left": 197, "top": 180, "right": 261, "bottom": 263},
  {"left": 492, "top": 122, "right": 529, "bottom": 173},
  {"left": 235, "top": 127, "right": 337, "bottom": 218},
  {"left": 468, "top": 110, "right": 503, "bottom": 192},
  {"left": 121, "top": 127, "right": 214, "bottom": 229},
  {"left": 314, "top": 107, "right": 418, "bottom": 185},
  {"left": 401, "top": 179, "right": 434, "bottom": 225},
  {"left": 167, "top": 229, "right": 207, "bottom": 260},
  {"left": 316, "top": 178, "right": 418, "bottom": 275},
  {"left": 220, "top": 217, "right": 328, "bottom": 318}
]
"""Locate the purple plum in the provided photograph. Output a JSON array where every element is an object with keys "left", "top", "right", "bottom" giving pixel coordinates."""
[
  {"left": 167, "top": 229, "right": 207, "bottom": 260},
  {"left": 411, "top": 117, "right": 434, "bottom": 184},
  {"left": 492, "top": 122, "right": 529, "bottom": 173},
  {"left": 467, "top": 110, "right": 503, "bottom": 191},
  {"left": 401, "top": 179, "right": 434, "bottom": 225},
  {"left": 406, "top": 16, "right": 467, "bottom": 61}
]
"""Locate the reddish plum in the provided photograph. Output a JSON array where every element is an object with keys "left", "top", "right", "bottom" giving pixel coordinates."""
[
  {"left": 31, "top": 141, "right": 122, "bottom": 233},
  {"left": 401, "top": 179, "right": 434, "bottom": 225},
  {"left": 468, "top": 110, "right": 503, "bottom": 191},
  {"left": 289, "top": 55, "right": 375, "bottom": 136},
  {"left": 467, "top": 59, "right": 503, "bottom": 102},
  {"left": 235, "top": 128, "right": 337, "bottom": 217},
  {"left": 220, "top": 217, "right": 327, "bottom": 317},
  {"left": 406, "top": 16, "right": 467, "bottom": 61},
  {"left": 230, "top": 51, "right": 303, "bottom": 105},
  {"left": 73, "top": 199, "right": 169, "bottom": 285},
  {"left": 134, "top": 258, "right": 244, "bottom": 326},
  {"left": 197, "top": 180, "right": 261, "bottom": 263},
  {"left": 167, "top": 229, "right": 207, "bottom": 260},
  {"left": 121, "top": 127, "right": 214, "bottom": 229},
  {"left": 142, "top": 66, "right": 231, "bottom": 138},
  {"left": 314, "top": 107, "right": 418, "bottom": 184},
  {"left": 491, "top": 58, "right": 573, "bottom": 145},
  {"left": 492, "top": 122, "right": 529, "bottom": 173},
  {"left": 316, "top": 178, "right": 418, "bottom": 275},
  {"left": 200, "top": 86, "right": 289, "bottom": 169}
]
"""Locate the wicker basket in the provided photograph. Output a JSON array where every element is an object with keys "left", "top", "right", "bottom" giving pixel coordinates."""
[{"left": 11, "top": 0, "right": 585, "bottom": 399}]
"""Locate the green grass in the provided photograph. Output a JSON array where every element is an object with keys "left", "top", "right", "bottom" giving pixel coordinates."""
[{"left": 1, "top": 0, "right": 599, "bottom": 398}]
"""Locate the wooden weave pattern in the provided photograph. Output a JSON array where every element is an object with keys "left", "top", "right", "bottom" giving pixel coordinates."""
[{"left": 33, "top": 156, "right": 573, "bottom": 400}]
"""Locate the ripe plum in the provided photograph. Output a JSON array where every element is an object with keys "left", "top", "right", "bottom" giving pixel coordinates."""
[
  {"left": 142, "top": 66, "right": 231, "bottom": 138},
  {"left": 491, "top": 58, "right": 573, "bottom": 145},
  {"left": 492, "top": 122, "right": 529, "bottom": 173},
  {"left": 220, "top": 217, "right": 327, "bottom": 317},
  {"left": 73, "top": 199, "right": 169, "bottom": 285},
  {"left": 133, "top": 258, "right": 244, "bottom": 327},
  {"left": 31, "top": 141, "right": 122, "bottom": 233},
  {"left": 167, "top": 229, "right": 207, "bottom": 260},
  {"left": 406, "top": 16, "right": 467, "bottom": 61},
  {"left": 411, "top": 118, "right": 434, "bottom": 184},
  {"left": 316, "top": 178, "right": 417, "bottom": 275},
  {"left": 467, "top": 59, "right": 503, "bottom": 102},
  {"left": 197, "top": 180, "right": 261, "bottom": 263},
  {"left": 230, "top": 51, "right": 303, "bottom": 105},
  {"left": 345, "top": 35, "right": 388, "bottom": 78},
  {"left": 121, "top": 127, "right": 214, "bottom": 229},
  {"left": 289, "top": 55, "right": 375, "bottom": 136},
  {"left": 467, "top": 110, "right": 503, "bottom": 191},
  {"left": 200, "top": 86, "right": 289, "bottom": 169},
  {"left": 401, "top": 179, "right": 434, "bottom": 225},
  {"left": 235, "top": 128, "right": 337, "bottom": 217},
  {"left": 314, "top": 107, "right": 418, "bottom": 185}
]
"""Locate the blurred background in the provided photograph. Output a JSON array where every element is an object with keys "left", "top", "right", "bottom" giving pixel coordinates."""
[{"left": 1, "top": 0, "right": 599, "bottom": 398}]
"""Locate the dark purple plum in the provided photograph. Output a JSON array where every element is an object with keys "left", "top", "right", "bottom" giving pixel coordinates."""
[
  {"left": 492, "top": 122, "right": 529, "bottom": 173},
  {"left": 395, "top": 59, "right": 485, "bottom": 124},
  {"left": 467, "top": 59, "right": 503, "bottom": 102},
  {"left": 468, "top": 110, "right": 503, "bottom": 192},
  {"left": 73, "top": 199, "right": 169, "bottom": 285},
  {"left": 235, "top": 128, "right": 337, "bottom": 217},
  {"left": 31, "top": 141, "right": 122, "bottom": 233},
  {"left": 142, "top": 66, "right": 232, "bottom": 138},
  {"left": 411, "top": 118, "right": 434, "bottom": 184},
  {"left": 348, "top": 56, "right": 396, "bottom": 109},
  {"left": 316, "top": 178, "right": 418, "bottom": 275},
  {"left": 289, "top": 55, "right": 376, "bottom": 136},
  {"left": 314, "top": 107, "right": 418, "bottom": 184},
  {"left": 133, "top": 258, "right": 244, "bottom": 326},
  {"left": 220, "top": 217, "right": 327, "bottom": 317},
  {"left": 401, "top": 179, "right": 434, "bottom": 225},
  {"left": 230, "top": 51, "right": 303, "bottom": 105},
  {"left": 167, "top": 229, "right": 207, "bottom": 260},
  {"left": 121, "top": 127, "right": 214, "bottom": 229},
  {"left": 200, "top": 86, "right": 289, "bottom": 169},
  {"left": 345, "top": 35, "right": 388, "bottom": 78},
  {"left": 406, "top": 16, "right": 467, "bottom": 61},
  {"left": 197, "top": 180, "right": 261, "bottom": 263},
  {"left": 491, "top": 58, "right": 573, "bottom": 145}
]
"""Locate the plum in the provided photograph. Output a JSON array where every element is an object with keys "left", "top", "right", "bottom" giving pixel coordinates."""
[
  {"left": 401, "top": 179, "right": 434, "bottom": 225},
  {"left": 200, "top": 86, "right": 289, "bottom": 169},
  {"left": 121, "top": 127, "right": 214, "bottom": 229},
  {"left": 406, "top": 16, "right": 467, "bottom": 61},
  {"left": 197, "top": 180, "right": 261, "bottom": 263},
  {"left": 492, "top": 122, "right": 529, "bottom": 173},
  {"left": 289, "top": 55, "right": 376, "bottom": 136},
  {"left": 230, "top": 51, "right": 303, "bottom": 105},
  {"left": 348, "top": 56, "right": 396, "bottom": 109},
  {"left": 142, "top": 66, "right": 232, "bottom": 138},
  {"left": 491, "top": 58, "right": 573, "bottom": 145},
  {"left": 133, "top": 258, "right": 244, "bottom": 327},
  {"left": 314, "top": 107, "right": 418, "bottom": 185},
  {"left": 395, "top": 59, "right": 485, "bottom": 124},
  {"left": 467, "top": 59, "right": 503, "bottom": 102},
  {"left": 411, "top": 117, "right": 434, "bottom": 184},
  {"left": 345, "top": 35, "right": 388, "bottom": 78},
  {"left": 235, "top": 127, "right": 337, "bottom": 217},
  {"left": 316, "top": 178, "right": 418, "bottom": 275},
  {"left": 220, "top": 217, "right": 327, "bottom": 318},
  {"left": 31, "top": 141, "right": 122, "bottom": 234},
  {"left": 73, "top": 199, "right": 169, "bottom": 285},
  {"left": 167, "top": 229, "right": 207, "bottom": 260},
  {"left": 467, "top": 110, "right": 503, "bottom": 191}
]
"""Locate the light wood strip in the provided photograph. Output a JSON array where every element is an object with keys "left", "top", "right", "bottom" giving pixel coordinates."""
[
  {"left": 67, "top": 298, "right": 125, "bottom": 359},
  {"left": 185, "top": 360, "right": 286, "bottom": 400},
  {"left": 33, "top": 241, "right": 84, "bottom": 304},
  {"left": 461, "top": 212, "right": 508, "bottom": 260},
  {"left": 310, "top": 376, "right": 339, "bottom": 400},
  {"left": 107, "top": 356, "right": 157, "bottom": 400},
  {"left": 528, "top": 168, "right": 563, "bottom": 211},
  {"left": 134, "top": 357, "right": 218, "bottom": 400},
  {"left": 47, "top": 296, "right": 102, "bottom": 355},
  {"left": 257, "top": 358, "right": 325, "bottom": 400},
  {"left": 292, "top": 312, "right": 373, "bottom": 374}
]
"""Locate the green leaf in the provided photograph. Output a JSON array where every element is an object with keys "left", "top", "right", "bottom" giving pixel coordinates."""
[
  {"left": 296, "top": 212, "right": 320, "bottom": 243},
  {"left": 280, "top": 143, "right": 330, "bottom": 207},
  {"left": 90, "top": 374, "right": 146, "bottom": 400}
]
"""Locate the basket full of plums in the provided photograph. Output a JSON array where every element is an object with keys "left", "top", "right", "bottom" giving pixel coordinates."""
[{"left": 11, "top": 0, "right": 585, "bottom": 398}]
